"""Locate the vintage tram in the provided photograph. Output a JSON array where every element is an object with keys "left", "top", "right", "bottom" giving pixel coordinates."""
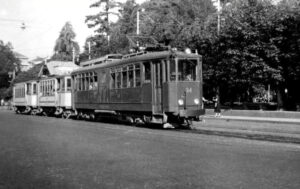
[
  {"left": 72, "top": 49, "right": 205, "bottom": 128},
  {"left": 13, "top": 80, "right": 38, "bottom": 114},
  {"left": 13, "top": 61, "right": 78, "bottom": 117},
  {"left": 13, "top": 49, "right": 205, "bottom": 128}
]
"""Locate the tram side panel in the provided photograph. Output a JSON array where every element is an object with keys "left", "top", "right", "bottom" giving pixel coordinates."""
[
  {"left": 57, "top": 76, "right": 72, "bottom": 109},
  {"left": 13, "top": 83, "right": 27, "bottom": 112},
  {"left": 38, "top": 78, "right": 58, "bottom": 115},
  {"left": 72, "top": 64, "right": 152, "bottom": 114},
  {"left": 26, "top": 81, "right": 38, "bottom": 110}
]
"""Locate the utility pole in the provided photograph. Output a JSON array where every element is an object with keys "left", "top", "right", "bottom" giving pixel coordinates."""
[
  {"left": 137, "top": 9, "right": 140, "bottom": 35},
  {"left": 88, "top": 41, "right": 91, "bottom": 60},
  {"left": 136, "top": 8, "right": 141, "bottom": 48},
  {"left": 217, "top": 0, "right": 221, "bottom": 36},
  {"left": 72, "top": 47, "right": 75, "bottom": 63},
  {"left": 105, "top": 0, "right": 110, "bottom": 49}
]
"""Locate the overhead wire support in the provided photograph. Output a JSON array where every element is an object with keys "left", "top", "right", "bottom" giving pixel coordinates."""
[{"left": 0, "top": 18, "right": 27, "bottom": 30}]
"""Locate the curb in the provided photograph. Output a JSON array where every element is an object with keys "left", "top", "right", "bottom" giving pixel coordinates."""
[
  {"left": 190, "top": 127, "right": 300, "bottom": 144},
  {"left": 203, "top": 116, "right": 300, "bottom": 125},
  {"left": 193, "top": 116, "right": 300, "bottom": 144}
]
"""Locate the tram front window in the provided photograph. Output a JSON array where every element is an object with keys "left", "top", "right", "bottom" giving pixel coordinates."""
[{"left": 178, "top": 59, "right": 197, "bottom": 81}]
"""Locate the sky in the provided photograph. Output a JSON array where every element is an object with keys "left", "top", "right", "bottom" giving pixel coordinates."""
[{"left": 0, "top": 0, "right": 146, "bottom": 59}]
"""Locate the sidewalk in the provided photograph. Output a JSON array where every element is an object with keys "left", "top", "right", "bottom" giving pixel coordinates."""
[{"left": 194, "top": 114, "right": 300, "bottom": 144}]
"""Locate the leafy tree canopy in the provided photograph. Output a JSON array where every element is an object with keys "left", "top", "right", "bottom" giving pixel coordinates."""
[
  {"left": 82, "top": 0, "right": 300, "bottom": 109},
  {"left": 0, "top": 40, "right": 20, "bottom": 99},
  {"left": 52, "top": 22, "right": 80, "bottom": 61}
]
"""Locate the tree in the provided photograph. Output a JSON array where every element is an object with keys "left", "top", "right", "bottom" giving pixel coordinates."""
[
  {"left": 52, "top": 22, "right": 80, "bottom": 61},
  {"left": 140, "top": 0, "right": 216, "bottom": 47},
  {"left": 85, "top": 0, "right": 122, "bottom": 56},
  {"left": 0, "top": 40, "right": 20, "bottom": 99},
  {"left": 198, "top": 0, "right": 300, "bottom": 109}
]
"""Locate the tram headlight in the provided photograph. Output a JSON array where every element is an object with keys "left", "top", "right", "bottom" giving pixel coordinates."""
[
  {"left": 194, "top": 98, "right": 200, "bottom": 105},
  {"left": 178, "top": 99, "right": 184, "bottom": 106}
]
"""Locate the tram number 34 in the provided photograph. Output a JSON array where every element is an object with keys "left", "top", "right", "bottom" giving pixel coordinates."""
[{"left": 185, "top": 88, "right": 192, "bottom": 93}]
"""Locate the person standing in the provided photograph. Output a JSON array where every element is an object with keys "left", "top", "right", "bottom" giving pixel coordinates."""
[{"left": 213, "top": 95, "right": 221, "bottom": 117}]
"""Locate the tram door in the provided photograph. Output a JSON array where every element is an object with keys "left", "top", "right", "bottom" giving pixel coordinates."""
[{"left": 152, "top": 61, "right": 163, "bottom": 114}]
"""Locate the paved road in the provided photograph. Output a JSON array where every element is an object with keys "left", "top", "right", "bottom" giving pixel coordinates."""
[{"left": 0, "top": 110, "right": 300, "bottom": 189}]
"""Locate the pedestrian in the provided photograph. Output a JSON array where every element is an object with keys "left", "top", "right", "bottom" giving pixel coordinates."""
[
  {"left": 213, "top": 95, "right": 221, "bottom": 117},
  {"left": 198, "top": 96, "right": 209, "bottom": 123},
  {"left": 0, "top": 99, "right": 4, "bottom": 106}
]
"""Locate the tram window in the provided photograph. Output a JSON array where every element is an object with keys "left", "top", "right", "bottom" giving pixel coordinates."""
[
  {"left": 128, "top": 68, "right": 133, "bottom": 88},
  {"left": 85, "top": 73, "right": 89, "bottom": 91},
  {"left": 49, "top": 81, "right": 51, "bottom": 95},
  {"left": 143, "top": 62, "right": 151, "bottom": 83},
  {"left": 46, "top": 81, "right": 48, "bottom": 95},
  {"left": 45, "top": 81, "right": 47, "bottom": 96},
  {"left": 67, "top": 78, "right": 72, "bottom": 91},
  {"left": 81, "top": 74, "right": 84, "bottom": 91},
  {"left": 178, "top": 59, "right": 197, "bottom": 81},
  {"left": 110, "top": 72, "right": 115, "bottom": 89},
  {"left": 170, "top": 59, "right": 176, "bottom": 81},
  {"left": 46, "top": 81, "right": 49, "bottom": 95},
  {"left": 43, "top": 82, "right": 46, "bottom": 96},
  {"left": 33, "top": 84, "right": 37, "bottom": 94},
  {"left": 50, "top": 81, "right": 53, "bottom": 95},
  {"left": 42, "top": 82, "right": 45, "bottom": 96},
  {"left": 122, "top": 67, "right": 127, "bottom": 88},
  {"left": 57, "top": 79, "right": 61, "bottom": 92},
  {"left": 40, "top": 83, "right": 43, "bottom": 96},
  {"left": 94, "top": 72, "right": 98, "bottom": 89},
  {"left": 82, "top": 74, "right": 86, "bottom": 91},
  {"left": 77, "top": 75, "right": 80, "bottom": 91},
  {"left": 49, "top": 81, "right": 52, "bottom": 95},
  {"left": 79, "top": 75, "right": 82, "bottom": 90},
  {"left": 90, "top": 73, "right": 93, "bottom": 90},
  {"left": 78, "top": 75, "right": 81, "bottom": 91},
  {"left": 82, "top": 74, "right": 85, "bottom": 90},
  {"left": 44, "top": 81, "right": 47, "bottom": 96},
  {"left": 116, "top": 72, "right": 121, "bottom": 88},
  {"left": 45, "top": 81, "right": 48, "bottom": 96},
  {"left": 61, "top": 78, "right": 65, "bottom": 92},
  {"left": 75, "top": 76, "right": 78, "bottom": 91},
  {"left": 48, "top": 81, "right": 50, "bottom": 95},
  {"left": 99, "top": 71, "right": 106, "bottom": 84},
  {"left": 135, "top": 64, "right": 141, "bottom": 87},
  {"left": 89, "top": 73, "right": 93, "bottom": 90},
  {"left": 26, "top": 83, "right": 31, "bottom": 95}
]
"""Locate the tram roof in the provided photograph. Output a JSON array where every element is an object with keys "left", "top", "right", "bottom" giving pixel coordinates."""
[{"left": 72, "top": 50, "right": 201, "bottom": 74}]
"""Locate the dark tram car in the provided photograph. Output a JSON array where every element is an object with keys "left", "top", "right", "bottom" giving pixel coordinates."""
[{"left": 71, "top": 50, "right": 205, "bottom": 128}]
